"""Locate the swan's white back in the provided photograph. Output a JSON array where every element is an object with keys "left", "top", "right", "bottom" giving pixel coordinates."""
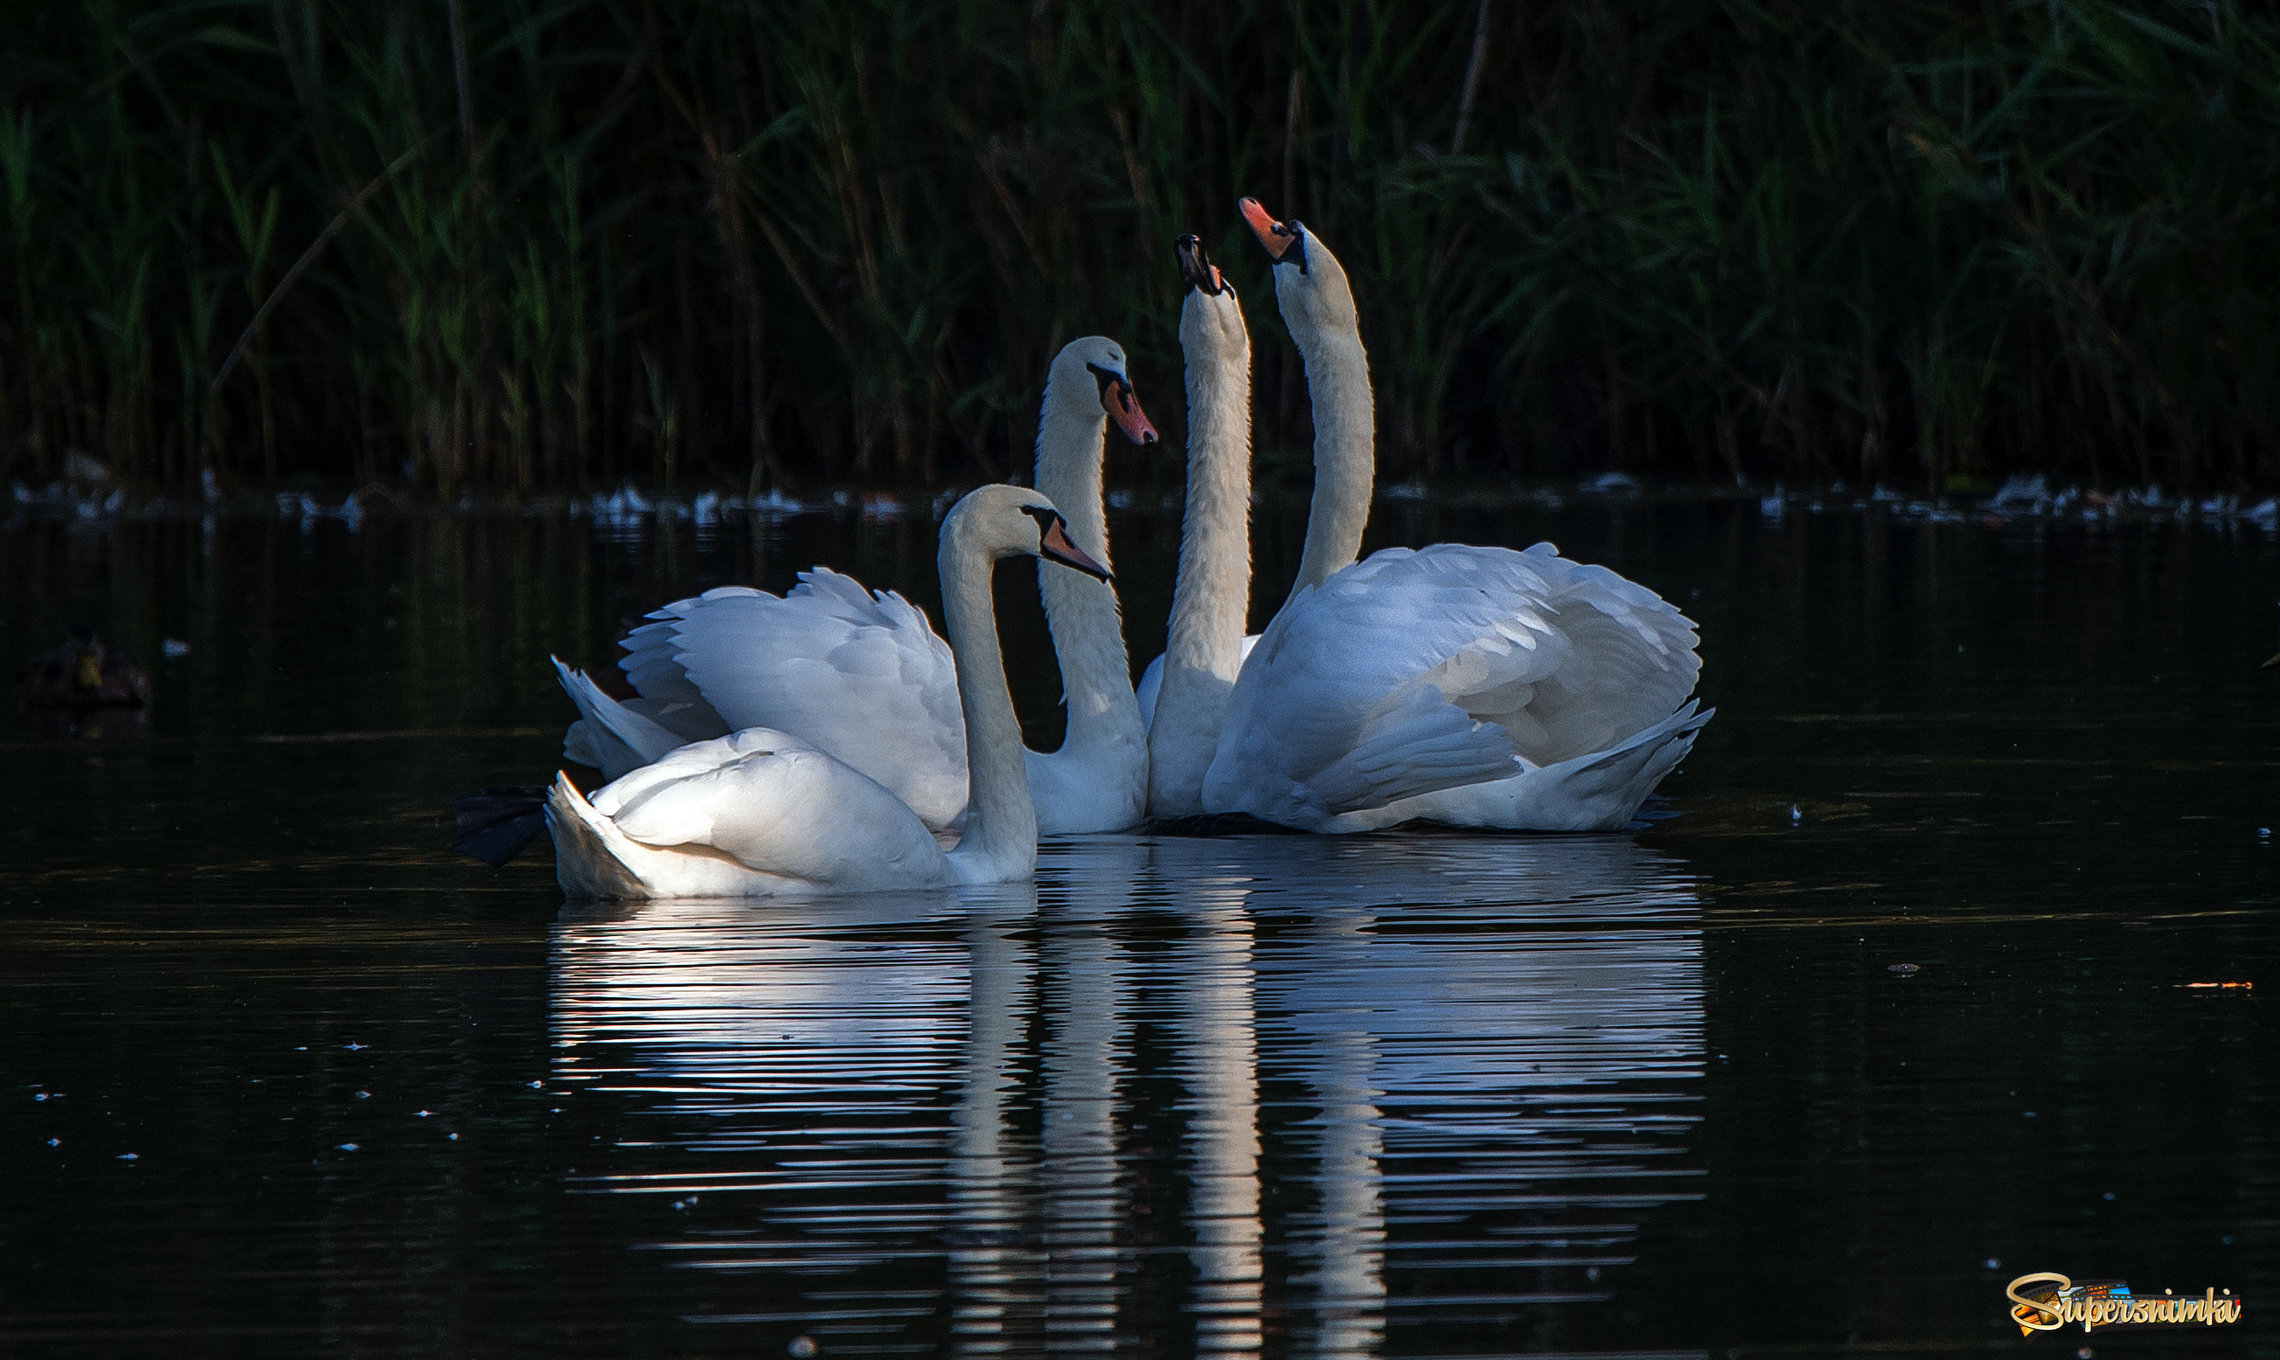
[{"left": 1202, "top": 543, "right": 1706, "bottom": 831}]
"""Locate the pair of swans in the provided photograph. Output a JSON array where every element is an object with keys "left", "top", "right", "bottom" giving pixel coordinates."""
[
  {"left": 554, "top": 202, "right": 1709, "bottom": 896},
  {"left": 556, "top": 336, "right": 1159, "bottom": 836},
  {"left": 550, "top": 485, "right": 1112, "bottom": 895},
  {"left": 1148, "top": 202, "right": 1709, "bottom": 830}
]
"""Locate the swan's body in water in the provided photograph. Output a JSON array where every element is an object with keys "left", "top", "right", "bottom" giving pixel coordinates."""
[
  {"left": 555, "top": 337, "right": 1158, "bottom": 834},
  {"left": 547, "top": 486, "right": 1111, "bottom": 898},
  {"left": 1188, "top": 198, "right": 1711, "bottom": 833}
]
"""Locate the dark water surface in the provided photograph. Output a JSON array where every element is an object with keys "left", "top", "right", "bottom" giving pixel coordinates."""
[{"left": 3, "top": 491, "right": 2275, "bottom": 1357}]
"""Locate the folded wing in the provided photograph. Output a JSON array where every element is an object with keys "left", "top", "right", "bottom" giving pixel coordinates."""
[
  {"left": 601, "top": 568, "right": 970, "bottom": 830},
  {"left": 1204, "top": 543, "right": 1703, "bottom": 829}
]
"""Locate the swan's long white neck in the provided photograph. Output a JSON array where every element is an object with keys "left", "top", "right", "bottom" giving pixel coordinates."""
[
  {"left": 1033, "top": 373, "right": 1143, "bottom": 757},
  {"left": 939, "top": 529, "right": 1036, "bottom": 882},
  {"left": 1148, "top": 292, "right": 1252, "bottom": 816},
  {"left": 1278, "top": 250, "right": 1374, "bottom": 611}
]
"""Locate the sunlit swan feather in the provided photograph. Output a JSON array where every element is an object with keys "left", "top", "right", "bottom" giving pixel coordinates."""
[{"left": 547, "top": 486, "right": 1111, "bottom": 897}]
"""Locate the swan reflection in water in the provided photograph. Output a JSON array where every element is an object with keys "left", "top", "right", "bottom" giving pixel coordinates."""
[{"left": 549, "top": 833, "right": 1705, "bottom": 1355}]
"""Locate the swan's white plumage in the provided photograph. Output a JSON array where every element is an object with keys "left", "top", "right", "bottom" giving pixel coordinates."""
[
  {"left": 1316, "top": 700, "right": 1710, "bottom": 833},
  {"left": 1202, "top": 542, "right": 1707, "bottom": 831},
  {"left": 1137, "top": 634, "right": 1258, "bottom": 730},
  {"left": 555, "top": 658, "right": 688, "bottom": 780},
  {"left": 554, "top": 337, "right": 1150, "bottom": 835},
  {"left": 1197, "top": 199, "right": 1711, "bottom": 833},
  {"left": 1144, "top": 245, "right": 1256, "bottom": 818},
  {"left": 549, "top": 730, "right": 951, "bottom": 898},
  {"left": 620, "top": 570, "right": 970, "bottom": 830},
  {"left": 547, "top": 485, "right": 1092, "bottom": 898}
]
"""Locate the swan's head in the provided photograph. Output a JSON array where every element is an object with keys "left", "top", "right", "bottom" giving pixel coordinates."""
[
  {"left": 941, "top": 485, "right": 1113, "bottom": 582},
  {"left": 1177, "top": 233, "right": 1228, "bottom": 297},
  {"left": 1237, "top": 196, "right": 1358, "bottom": 336},
  {"left": 1052, "top": 337, "right": 1158, "bottom": 446},
  {"left": 1175, "top": 234, "right": 1248, "bottom": 364}
]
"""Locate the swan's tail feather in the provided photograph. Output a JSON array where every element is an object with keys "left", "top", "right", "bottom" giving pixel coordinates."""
[
  {"left": 450, "top": 784, "right": 551, "bottom": 869},
  {"left": 544, "top": 772, "right": 654, "bottom": 899},
  {"left": 1540, "top": 701, "right": 1713, "bottom": 829},
  {"left": 554, "top": 656, "right": 686, "bottom": 780}
]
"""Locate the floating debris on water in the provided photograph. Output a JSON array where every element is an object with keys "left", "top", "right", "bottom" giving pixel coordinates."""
[{"left": 1887, "top": 963, "right": 1921, "bottom": 975}]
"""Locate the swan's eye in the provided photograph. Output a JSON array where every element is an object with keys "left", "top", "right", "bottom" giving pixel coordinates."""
[
  {"left": 1085, "top": 362, "right": 1132, "bottom": 410},
  {"left": 1277, "top": 222, "right": 1310, "bottom": 275}
]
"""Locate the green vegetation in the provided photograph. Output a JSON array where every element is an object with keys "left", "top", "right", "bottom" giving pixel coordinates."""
[{"left": 4, "top": 1, "right": 2277, "bottom": 494}]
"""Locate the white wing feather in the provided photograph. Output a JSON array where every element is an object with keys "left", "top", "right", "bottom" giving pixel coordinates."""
[
  {"left": 1204, "top": 542, "right": 1705, "bottom": 829},
  {"left": 618, "top": 569, "right": 971, "bottom": 831},
  {"left": 547, "top": 728, "right": 952, "bottom": 898},
  {"left": 554, "top": 657, "right": 688, "bottom": 781}
]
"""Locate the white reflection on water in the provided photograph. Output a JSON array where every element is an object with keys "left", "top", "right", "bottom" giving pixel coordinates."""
[{"left": 549, "top": 833, "right": 1703, "bottom": 1354}]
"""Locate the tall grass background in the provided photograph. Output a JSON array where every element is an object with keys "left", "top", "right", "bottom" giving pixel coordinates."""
[{"left": 4, "top": 0, "right": 2278, "bottom": 496}]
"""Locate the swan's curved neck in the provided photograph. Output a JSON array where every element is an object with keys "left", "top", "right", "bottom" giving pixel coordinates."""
[
  {"left": 1149, "top": 300, "right": 1252, "bottom": 815},
  {"left": 1034, "top": 385, "right": 1141, "bottom": 755},
  {"left": 1282, "top": 285, "right": 1374, "bottom": 610},
  {"left": 940, "top": 536, "right": 1036, "bottom": 880}
]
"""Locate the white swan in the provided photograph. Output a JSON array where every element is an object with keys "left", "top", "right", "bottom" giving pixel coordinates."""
[
  {"left": 1134, "top": 206, "right": 1375, "bottom": 790},
  {"left": 556, "top": 336, "right": 1158, "bottom": 834},
  {"left": 1197, "top": 198, "right": 1712, "bottom": 832},
  {"left": 1143, "top": 236, "right": 1255, "bottom": 818},
  {"left": 546, "top": 485, "right": 1111, "bottom": 897}
]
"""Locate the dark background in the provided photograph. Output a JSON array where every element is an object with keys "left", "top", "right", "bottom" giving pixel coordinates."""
[{"left": 6, "top": 0, "right": 2279, "bottom": 497}]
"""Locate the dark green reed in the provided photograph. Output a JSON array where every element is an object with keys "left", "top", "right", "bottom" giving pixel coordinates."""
[{"left": 4, "top": 0, "right": 2277, "bottom": 495}]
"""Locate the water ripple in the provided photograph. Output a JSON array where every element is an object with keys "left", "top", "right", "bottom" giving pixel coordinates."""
[{"left": 549, "top": 833, "right": 1704, "bottom": 1353}]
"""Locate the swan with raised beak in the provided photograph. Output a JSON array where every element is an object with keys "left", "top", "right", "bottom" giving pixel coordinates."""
[{"left": 1200, "top": 198, "right": 1712, "bottom": 833}]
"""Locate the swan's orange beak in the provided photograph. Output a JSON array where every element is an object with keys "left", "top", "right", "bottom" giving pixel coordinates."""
[
  {"left": 1239, "top": 197, "right": 1294, "bottom": 261},
  {"left": 1099, "top": 377, "right": 1158, "bottom": 446},
  {"left": 1038, "top": 515, "right": 1112, "bottom": 582}
]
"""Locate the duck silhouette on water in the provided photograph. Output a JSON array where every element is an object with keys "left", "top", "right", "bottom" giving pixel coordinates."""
[{"left": 16, "top": 626, "right": 151, "bottom": 710}]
